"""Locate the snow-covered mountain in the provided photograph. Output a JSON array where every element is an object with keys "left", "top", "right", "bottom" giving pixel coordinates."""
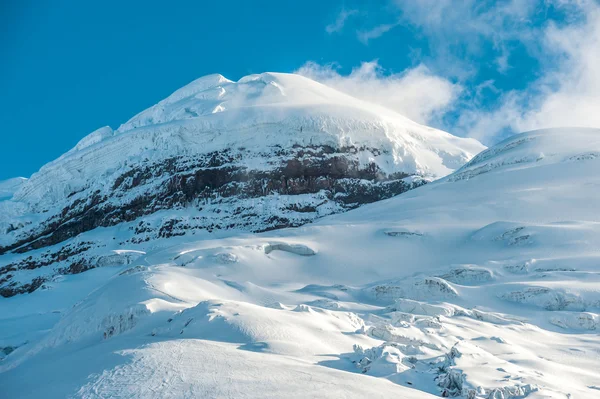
[
  {"left": 0, "top": 72, "right": 483, "bottom": 297},
  {"left": 1, "top": 73, "right": 599, "bottom": 398}
]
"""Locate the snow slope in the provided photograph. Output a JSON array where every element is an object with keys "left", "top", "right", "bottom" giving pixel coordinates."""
[{"left": 1, "top": 127, "right": 599, "bottom": 398}]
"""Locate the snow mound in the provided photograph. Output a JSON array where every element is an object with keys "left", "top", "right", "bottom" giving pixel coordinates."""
[
  {"left": 367, "top": 277, "right": 459, "bottom": 303},
  {"left": 436, "top": 265, "right": 494, "bottom": 285},
  {"left": 154, "top": 299, "right": 366, "bottom": 358},
  {"left": 387, "top": 298, "right": 457, "bottom": 317},
  {"left": 549, "top": 311, "right": 599, "bottom": 330},
  {"left": 499, "top": 286, "right": 588, "bottom": 311},
  {"left": 264, "top": 242, "right": 316, "bottom": 256}
]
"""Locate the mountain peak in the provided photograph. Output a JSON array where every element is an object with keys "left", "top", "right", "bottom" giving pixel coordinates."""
[
  {"left": 1, "top": 71, "right": 484, "bottom": 298},
  {"left": 116, "top": 71, "right": 445, "bottom": 134},
  {"left": 160, "top": 73, "right": 233, "bottom": 106},
  {"left": 6, "top": 72, "right": 484, "bottom": 210}
]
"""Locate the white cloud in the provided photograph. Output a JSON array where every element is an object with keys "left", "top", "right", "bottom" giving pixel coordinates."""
[
  {"left": 517, "top": 6, "right": 600, "bottom": 130},
  {"left": 495, "top": 47, "right": 511, "bottom": 74},
  {"left": 296, "top": 60, "right": 462, "bottom": 125},
  {"left": 325, "top": 9, "right": 358, "bottom": 34}
]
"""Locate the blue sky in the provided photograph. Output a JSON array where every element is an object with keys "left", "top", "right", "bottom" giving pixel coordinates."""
[{"left": 2, "top": 0, "right": 599, "bottom": 180}]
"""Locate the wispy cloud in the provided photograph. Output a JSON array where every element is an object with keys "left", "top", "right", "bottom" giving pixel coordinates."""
[
  {"left": 357, "top": 23, "right": 399, "bottom": 44},
  {"left": 325, "top": 9, "right": 358, "bottom": 34},
  {"left": 458, "top": 2, "right": 600, "bottom": 143},
  {"left": 296, "top": 60, "right": 462, "bottom": 125},
  {"left": 391, "top": 0, "right": 542, "bottom": 78},
  {"left": 313, "top": 0, "right": 600, "bottom": 144}
]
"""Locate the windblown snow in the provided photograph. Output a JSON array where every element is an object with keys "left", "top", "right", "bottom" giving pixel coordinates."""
[{"left": 0, "top": 71, "right": 599, "bottom": 399}]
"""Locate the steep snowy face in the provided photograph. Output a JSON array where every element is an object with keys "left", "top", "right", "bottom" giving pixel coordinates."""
[{"left": 0, "top": 72, "right": 483, "bottom": 297}]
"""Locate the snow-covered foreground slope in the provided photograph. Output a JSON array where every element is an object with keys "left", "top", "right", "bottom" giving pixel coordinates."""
[
  {"left": 2, "top": 128, "right": 600, "bottom": 398},
  {"left": 0, "top": 72, "right": 483, "bottom": 297}
]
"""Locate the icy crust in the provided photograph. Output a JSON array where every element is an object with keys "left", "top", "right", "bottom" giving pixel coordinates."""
[{"left": 6, "top": 72, "right": 482, "bottom": 211}]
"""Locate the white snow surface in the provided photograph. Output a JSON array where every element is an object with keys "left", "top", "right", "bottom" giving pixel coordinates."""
[
  {"left": 1, "top": 126, "right": 600, "bottom": 395},
  {"left": 4, "top": 72, "right": 483, "bottom": 213},
  {"left": 0, "top": 177, "right": 27, "bottom": 201}
]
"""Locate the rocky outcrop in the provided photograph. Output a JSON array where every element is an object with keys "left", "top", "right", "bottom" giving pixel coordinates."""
[{"left": 1, "top": 145, "right": 419, "bottom": 256}]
